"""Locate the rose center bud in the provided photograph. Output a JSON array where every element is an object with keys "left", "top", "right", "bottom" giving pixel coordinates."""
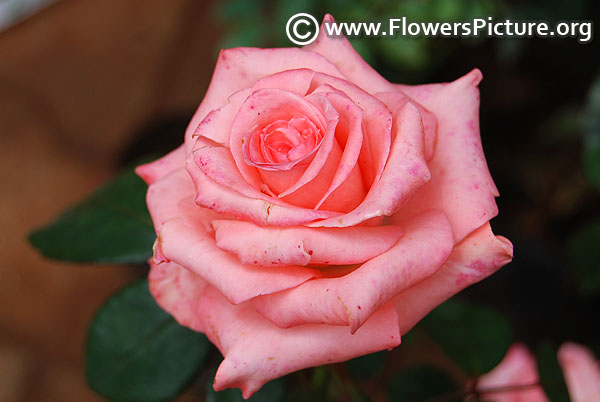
[{"left": 244, "top": 117, "right": 322, "bottom": 171}]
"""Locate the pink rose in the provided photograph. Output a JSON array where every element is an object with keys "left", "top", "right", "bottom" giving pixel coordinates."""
[
  {"left": 136, "top": 14, "right": 512, "bottom": 397},
  {"left": 558, "top": 342, "right": 600, "bottom": 401},
  {"left": 477, "top": 342, "right": 600, "bottom": 402}
]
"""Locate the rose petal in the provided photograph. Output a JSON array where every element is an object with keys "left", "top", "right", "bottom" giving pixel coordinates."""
[
  {"left": 305, "top": 14, "right": 394, "bottom": 95},
  {"left": 394, "top": 81, "right": 443, "bottom": 102},
  {"left": 414, "top": 101, "right": 438, "bottom": 161},
  {"left": 274, "top": 93, "right": 339, "bottom": 199},
  {"left": 251, "top": 68, "right": 316, "bottom": 96},
  {"left": 558, "top": 342, "right": 600, "bottom": 402},
  {"left": 309, "top": 86, "right": 365, "bottom": 209},
  {"left": 191, "top": 88, "right": 266, "bottom": 191},
  {"left": 394, "top": 69, "right": 500, "bottom": 243},
  {"left": 184, "top": 48, "right": 346, "bottom": 153},
  {"left": 394, "top": 222, "right": 513, "bottom": 334},
  {"left": 191, "top": 137, "right": 263, "bottom": 196},
  {"left": 148, "top": 260, "right": 401, "bottom": 399},
  {"left": 264, "top": 139, "right": 364, "bottom": 212},
  {"left": 191, "top": 136, "right": 332, "bottom": 216},
  {"left": 306, "top": 14, "right": 439, "bottom": 163},
  {"left": 306, "top": 12, "right": 440, "bottom": 164},
  {"left": 145, "top": 168, "right": 200, "bottom": 229},
  {"left": 135, "top": 145, "right": 185, "bottom": 185},
  {"left": 477, "top": 343, "right": 549, "bottom": 402},
  {"left": 375, "top": 91, "right": 437, "bottom": 162},
  {"left": 186, "top": 154, "right": 339, "bottom": 226},
  {"left": 193, "top": 88, "right": 252, "bottom": 147},
  {"left": 212, "top": 219, "right": 403, "bottom": 267},
  {"left": 192, "top": 134, "right": 362, "bottom": 213},
  {"left": 253, "top": 211, "right": 453, "bottom": 333},
  {"left": 232, "top": 89, "right": 328, "bottom": 170},
  {"left": 147, "top": 169, "right": 322, "bottom": 304},
  {"left": 148, "top": 260, "right": 207, "bottom": 332},
  {"left": 159, "top": 219, "right": 321, "bottom": 304},
  {"left": 308, "top": 100, "right": 430, "bottom": 227},
  {"left": 213, "top": 299, "right": 399, "bottom": 398},
  {"left": 230, "top": 88, "right": 358, "bottom": 211},
  {"left": 311, "top": 72, "right": 392, "bottom": 188}
]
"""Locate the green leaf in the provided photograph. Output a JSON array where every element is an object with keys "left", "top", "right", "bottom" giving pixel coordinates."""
[
  {"left": 206, "top": 376, "right": 286, "bottom": 402},
  {"left": 29, "top": 167, "right": 155, "bottom": 264},
  {"left": 387, "top": 366, "right": 460, "bottom": 402},
  {"left": 537, "top": 342, "right": 570, "bottom": 402},
  {"left": 567, "top": 219, "right": 600, "bottom": 296},
  {"left": 423, "top": 299, "right": 512, "bottom": 376},
  {"left": 346, "top": 351, "right": 387, "bottom": 378},
  {"left": 86, "top": 280, "right": 210, "bottom": 402}
]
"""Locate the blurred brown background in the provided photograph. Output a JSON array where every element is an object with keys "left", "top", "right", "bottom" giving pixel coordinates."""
[{"left": 0, "top": 1, "right": 217, "bottom": 400}]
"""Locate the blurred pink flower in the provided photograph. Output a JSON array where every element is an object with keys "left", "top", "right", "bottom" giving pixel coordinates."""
[{"left": 477, "top": 342, "right": 600, "bottom": 402}]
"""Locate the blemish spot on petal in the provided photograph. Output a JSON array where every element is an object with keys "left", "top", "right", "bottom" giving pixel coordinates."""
[{"left": 337, "top": 296, "right": 353, "bottom": 326}]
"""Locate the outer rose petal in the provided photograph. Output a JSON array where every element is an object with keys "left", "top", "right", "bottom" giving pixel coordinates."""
[
  {"left": 253, "top": 211, "right": 453, "bottom": 333},
  {"left": 192, "top": 88, "right": 266, "bottom": 192},
  {"left": 211, "top": 293, "right": 400, "bottom": 398},
  {"left": 211, "top": 219, "right": 403, "bottom": 267},
  {"left": 394, "top": 222, "right": 513, "bottom": 334},
  {"left": 191, "top": 139, "right": 266, "bottom": 200},
  {"left": 184, "top": 48, "right": 346, "bottom": 153},
  {"left": 146, "top": 168, "right": 322, "bottom": 303},
  {"left": 135, "top": 145, "right": 185, "bottom": 185},
  {"left": 193, "top": 88, "right": 252, "bottom": 147},
  {"left": 394, "top": 69, "right": 500, "bottom": 243},
  {"left": 148, "top": 260, "right": 207, "bottom": 332},
  {"left": 558, "top": 342, "right": 600, "bottom": 402},
  {"left": 148, "top": 260, "right": 401, "bottom": 399},
  {"left": 477, "top": 343, "right": 549, "bottom": 402}
]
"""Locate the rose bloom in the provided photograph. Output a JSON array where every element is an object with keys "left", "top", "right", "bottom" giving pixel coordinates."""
[
  {"left": 477, "top": 342, "right": 600, "bottom": 402},
  {"left": 136, "top": 15, "right": 513, "bottom": 397}
]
